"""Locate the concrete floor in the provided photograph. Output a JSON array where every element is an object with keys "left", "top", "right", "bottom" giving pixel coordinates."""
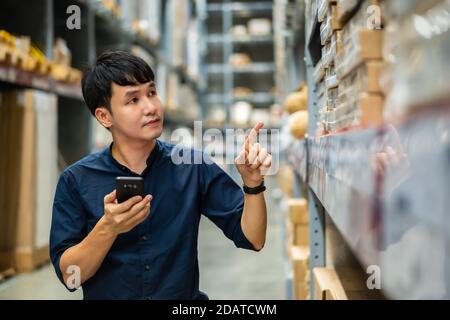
[{"left": 0, "top": 185, "right": 285, "bottom": 300}]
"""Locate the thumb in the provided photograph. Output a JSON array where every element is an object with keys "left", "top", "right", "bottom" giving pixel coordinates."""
[{"left": 104, "top": 190, "right": 116, "bottom": 204}]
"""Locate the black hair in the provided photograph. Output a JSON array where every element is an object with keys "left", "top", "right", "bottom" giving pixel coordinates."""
[{"left": 81, "top": 51, "right": 155, "bottom": 115}]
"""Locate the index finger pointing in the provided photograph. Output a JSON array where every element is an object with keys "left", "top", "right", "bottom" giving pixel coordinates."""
[{"left": 244, "top": 121, "right": 265, "bottom": 151}]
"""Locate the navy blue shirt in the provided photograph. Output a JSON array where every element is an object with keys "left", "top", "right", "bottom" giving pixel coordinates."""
[{"left": 49, "top": 139, "right": 258, "bottom": 300}]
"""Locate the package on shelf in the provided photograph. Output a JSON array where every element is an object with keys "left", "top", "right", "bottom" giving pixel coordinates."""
[
  {"left": 231, "top": 101, "right": 253, "bottom": 127},
  {"left": 229, "top": 53, "right": 251, "bottom": 67},
  {"left": 277, "top": 164, "right": 294, "bottom": 197},
  {"left": 233, "top": 87, "right": 253, "bottom": 98},
  {"left": 313, "top": 267, "right": 384, "bottom": 300},
  {"left": 336, "top": 0, "right": 384, "bottom": 79},
  {"left": 325, "top": 66, "right": 339, "bottom": 90},
  {"left": 288, "top": 111, "right": 308, "bottom": 140},
  {"left": 313, "top": 59, "right": 326, "bottom": 84},
  {"left": 336, "top": 0, "right": 381, "bottom": 24},
  {"left": 284, "top": 86, "right": 308, "bottom": 114},
  {"left": 288, "top": 198, "right": 309, "bottom": 224},
  {"left": 0, "top": 90, "right": 58, "bottom": 273},
  {"left": 247, "top": 19, "right": 272, "bottom": 36},
  {"left": 334, "top": 92, "right": 384, "bottom": 132},
  {"left": 286, "top": 219, "right": 309, "bottom": 247},
  {"left": 320, "top": 5, "right": 342, "bottom": 46},
  {"left": 230, "top": 25, "right": 247, "bottom": 37},
  {"left": 338, "top": 61, "right": 385, "bottom": 108},
  {"left": 290, "top": 245, "right": 310, "bottom": 300},
  {"left": 53, "top": 38, "right": 71, "bottom": 66},
  {"left": 206, "top": 105, "right": 227, "bottom": 126},
  {"left": 382, "top": 0, "right": 450, "bottom": 120},
  {"left": 321, "top": 41, "right": 334, "bottom": 69},
  {"left": 0, "top": 31, "right": 29, "bottom": 68}
]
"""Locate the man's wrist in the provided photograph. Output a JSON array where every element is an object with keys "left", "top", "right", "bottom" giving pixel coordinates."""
[
  {"left": 242, "top": 178, "right": 264, "bottom": 188},
  {"left": 96, "top": 216, "right": 118, "bottom": 240}
]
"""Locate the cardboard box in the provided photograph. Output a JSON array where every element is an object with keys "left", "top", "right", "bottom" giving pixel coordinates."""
[
  {"left": 0, "top": 90, "right": 57, "bottom": 273},
  {"left": 277, "top": 165, "right": 294, "bottom": 197},
  {"left": 359, "top": 93, "right": 384, "bottom": 127},
  {"left": 291, "top": 245, "right": 310, "bottom": 283},
  {"left": 336, "top": 30, "right": 383, "bottom": 79},
  {"left": 294, "top": 224, "right": 309, "bottom": 246},
  {"left": 288, "top": 198, "right": 309, "bottom": 224},
  {"left": 294, "top": 282, "right": 310, "bottom": 300}
]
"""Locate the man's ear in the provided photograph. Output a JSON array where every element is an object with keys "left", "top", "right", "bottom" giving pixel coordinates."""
[{"left": 94, "top": 107, "right": 113, "bottom": 129}]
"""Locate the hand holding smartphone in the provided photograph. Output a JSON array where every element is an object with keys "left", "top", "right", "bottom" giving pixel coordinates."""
[{"left": 115, "top": 177, "right": 145, "bottom": 203}]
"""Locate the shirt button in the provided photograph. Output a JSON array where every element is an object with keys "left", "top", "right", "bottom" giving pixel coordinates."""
[
  {"left": 142, "top": 235, "right": 148, "bottom": 241},
  {"left": 146, "top": 296, "right": 152, "bottom": 300},
  {"left": 145, "top": 265, "right": 150, "bottom": 271}
]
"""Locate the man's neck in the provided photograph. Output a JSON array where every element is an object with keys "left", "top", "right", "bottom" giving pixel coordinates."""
[{"left": 111, "top": 137, "right": 156, "bottom": 175}]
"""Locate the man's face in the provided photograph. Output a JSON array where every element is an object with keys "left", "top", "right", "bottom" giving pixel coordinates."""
[{"left": 104, "top": 81, "right": 164, "bottom": 142}]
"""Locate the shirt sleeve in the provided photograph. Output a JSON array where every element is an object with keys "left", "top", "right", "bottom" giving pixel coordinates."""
[
  {"left": 199, "top": 156, "right": 259, "bottom": 251},
  {"left": 49, "top": 170, "right": 88, "bottom": 291}
]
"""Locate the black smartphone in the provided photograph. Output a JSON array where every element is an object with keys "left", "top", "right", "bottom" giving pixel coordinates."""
[{"left": 115, "top": 177, "right": 145, "bottom": 203}]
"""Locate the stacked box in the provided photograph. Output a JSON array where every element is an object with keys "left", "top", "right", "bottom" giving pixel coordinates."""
[
  {"left": 323, "top": 0, "right": 385, "bottom": 132},
  {"left": 285, "top": 198, "right": 310, "bottom": 300}
]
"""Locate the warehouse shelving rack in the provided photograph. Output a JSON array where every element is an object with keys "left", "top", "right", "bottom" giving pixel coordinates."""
[
  {"left": 281, "top": 0, "right": 450, "bottom": 299},
  {"left": 203, "top": 0, "right": 276, "bottom": 127},
  {"left": 0, "top": 0, "right": 206, "bottom": 166}
]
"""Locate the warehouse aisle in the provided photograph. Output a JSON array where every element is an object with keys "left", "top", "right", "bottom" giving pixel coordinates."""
[
  {"left": 0, "top": 181, "right": 284, "bottom": 300},
  {"left": 198, "top": 180, "right": 285, "bottom": 300}
]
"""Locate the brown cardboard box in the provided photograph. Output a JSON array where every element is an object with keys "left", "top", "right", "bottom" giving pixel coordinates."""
[
  {"left": 288, "top": 198, "right": 309, "bottom": 224},
  {"left": 277, "top": 165, "right": 294, "bottom": 197},
  {"left": 294, "top": 282, "right": 310, "bottom": 300},
  {"left": 291, "top": 245, "right": 310, "bottom": 283},
  {"left": 294, "top": 224, "right": 309, "bottom": 246},
  {"left": 359, "top": 93, "right": 384, "bottom": 127},
  {"left": 0, "top": 90, "right": 57, "bottom": 273},
  {"left": 286, "top": 220, "right": 309, "bottom": 247}
]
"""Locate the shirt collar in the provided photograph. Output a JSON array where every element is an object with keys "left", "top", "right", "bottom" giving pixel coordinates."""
[{"left": 107, "top": 139, "right": 162, "bottom": 175}]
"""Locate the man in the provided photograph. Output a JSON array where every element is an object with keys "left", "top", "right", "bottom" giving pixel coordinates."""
[{"left": 49, "top": 51, "right": 272, "bottom": 300}]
